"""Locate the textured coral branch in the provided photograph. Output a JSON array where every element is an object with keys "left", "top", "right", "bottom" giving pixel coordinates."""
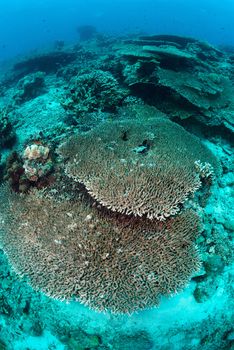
[
  {"left": 59, "top": 117, "right": 218, "bottom": 220},
  {"left": 0, "top": 184, "right": 201, "bottom": 313}
]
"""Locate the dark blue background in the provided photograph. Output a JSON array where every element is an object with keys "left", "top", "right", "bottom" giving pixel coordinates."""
[{"left": 0, "top": 0, "right": 233, "bottom": 61}]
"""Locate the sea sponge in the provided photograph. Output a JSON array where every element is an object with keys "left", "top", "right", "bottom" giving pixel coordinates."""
[
  {"left": 0, "top": 184, "right": 201, "bottom": 314},
  {"left": 59, "top": 117, "right": 218, "bottom": 220}
]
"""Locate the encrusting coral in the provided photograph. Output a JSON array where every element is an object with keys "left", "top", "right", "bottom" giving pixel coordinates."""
[
  {"left": 59, "top": 117, "right": 218, "bottom": 220},
  {"left": 0, "top": 184, "right": 201, "bottom": 314}
]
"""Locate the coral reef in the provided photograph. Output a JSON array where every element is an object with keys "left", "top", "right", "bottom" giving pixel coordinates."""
[
  {"left": 61, "top": 69, "right": 128, "bottom": 116},
  {"left": 3, "top": 151, "right": 29, "bottom": 192},
  {"left": 0, "top": 34, "right": 233, "bottom": 350},
  {"left": 0, "top": 112, "right": 15, "bottom": 148},
  {"left": 22, "top": 142, "right": 53, "bottom": 182},
  {"left": 59, "top": 116, "right": 218, "bottom": 220},
  {"left": 0, "top": 183, "right": 201, "bottom": 314},
  {"left": 13, "top": 71, "right": 46, "bottom": 104},
  {"left": 114, "top": 35, "right": 234, "bottom": 133},
  {"left": 0, "top": 51, "right": 78, "bottom": 98},
  {"left": 13, "top": 50, "right": 77, "bottom": 77},
  {"left": 4, "top": 142, "right": 55, "bottom": 192}
]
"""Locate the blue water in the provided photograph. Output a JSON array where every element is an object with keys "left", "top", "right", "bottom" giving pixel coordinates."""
[{"left": 0, "top": 0, "right": 234, "bottom": 62}]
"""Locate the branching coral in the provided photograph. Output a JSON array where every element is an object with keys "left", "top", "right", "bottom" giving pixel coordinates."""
[
  {"left": 59, "top": 117, "right": 219, "bottom": 220},
  {"left": 61, "top": 69, "right": 128, "bottom": 115},
  {"left": 0, "top": 113, "right": 217, "bottom": 314},
  {"left": 0, "top": 184, "right": 201, "bottom": 314}
]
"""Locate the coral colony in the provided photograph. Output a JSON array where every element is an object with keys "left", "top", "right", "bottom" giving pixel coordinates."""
[{"left": 0, "top": 33, "right": 233, "bottom": 349}]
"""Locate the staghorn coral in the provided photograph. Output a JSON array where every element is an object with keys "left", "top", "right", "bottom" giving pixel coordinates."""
[
  {"left": 59, "top": 117, "right": 219, "bottom": 220},
  {"left": 0, "top": 184, "right": 201, "bottom": 314}
]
